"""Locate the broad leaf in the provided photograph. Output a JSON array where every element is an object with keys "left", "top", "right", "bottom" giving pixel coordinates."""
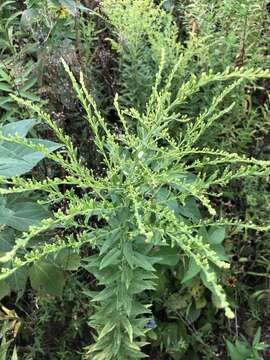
[
  {"left": 1, "top": 119, "right": 38, "bottom": 137},
  {"left": 55, "top": 249, "right": 81, "bottom": 270},
  {"left": 0, "top": 200, "right": 50, "bottom": 231},
  {"left": 209, "top": 227, "right": 226, "bottom": 245},
  {"left": 0, "top": 139, "right": 62, "bottom": 177},
  {"left": 154, "top": 247, "right": 180, "bottom": 266},
  {"left": 29, "top": 262, "right": 65, "bottom": 296}
]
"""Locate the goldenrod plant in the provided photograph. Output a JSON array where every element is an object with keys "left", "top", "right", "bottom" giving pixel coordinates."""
[
  {"left": 0, "top": 54, "right": 269, "bottom": 358},
  {"left": 0, "top": 0, "right": 270, "bottom": 358}
]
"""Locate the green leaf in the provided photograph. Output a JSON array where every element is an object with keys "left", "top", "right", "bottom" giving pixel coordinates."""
[
  {"left": 0, "top": 228, "right": 15, "bottom": 252},
  {"left": 132, "top": 252, "right": 155, "bottom": 271},
  {"left": 122, "top": 317, "right": 133, "bottom": 342},
  {"left": 91, "top": 287, "right": 116, "bottom": 302},
  {"left": 226, "top": 340, "right": 244, "bottom": 360},
  {"left": 0, "top": 83, "right": 12, "bottom": 92},
  {"left": 0, "top": 282, "right": 10, "bottom": 300},
  {"left": 55, "top": 249, "right": 81, "bottom": 270},
  {"left": 11, "top": 347, "right": 18, "bottom": 360},
  {"left": 99, "top": 248, "right": 121, "bottom": 269},
  {"left": 8, "top": 266, "right": 28, "bottom": 296},
  {"left": 98, "top": 322, "right": 116, "bottom": 340},
  {"left": 1, "top": 119, "right": 38, "bottom": 137},
  {"left": 182, "top": 258, "right": 201, "bottom": 283},
  {"left": 163, "top": 0, "right": 174, "bottom": 11},
  {"left": 209, "top": 227, "right": 226, "bottom": 244},
  {"left": 211, "top": 244, "right": 229, "bottom": 261},
  {"left": 19, "top": 91, "right": 40, "bottom": 102},
  {"left": 235, "top": 340, "right": 251, "bottom": 356},
  {"left": 153, "top": 246, "right": 180, "bottom": 266},
  {"left": 29, "top": 262, "right": 65, "bottom": 296},
  {"left": 0, "top": 138, "right": 61, "bottom": 177},
  {"left": 253, "top": 327, "right": 262, "bottom": 346},
  {"left": 0, "top": 337, "right": 12, "bottom": 360},
  {"left": 123, "top": 243, "right": 134, "bottom": 268},
  {"left": 0, "top": 201, "right": 51, "bottom": 231},
  {"left": 20, "top": 8, "right": 39, "bottom": 28}
]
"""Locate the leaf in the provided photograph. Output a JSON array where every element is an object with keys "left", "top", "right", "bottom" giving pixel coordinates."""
[
  {"left": 20, "top": 8, "right": 39, "bottom": 28},
  {"left": 29, "top": 262, "right": 65, "bottom": 296},
  {"left": 182, "top": 258, "right": 201, "bottom": 283},
  {"left": 100, "top": 231, "right": 121, "bottom": 255},
  {"left": 235, "top": 340, "right": 250, "bottom": 356},
  {"left": 0, "top": 201, "right": 51, "bottom": 231},
  {"left": 0, "top": 337, "right": 12, "bottom": 360},
  {"left": 98, "top": 322, "right": 116, "bottom": 340},
  {"left": 0, "top": 282, "right": 10, "bottom": 300},
  {"left": 0, "top": 139, "right": 61, "bottom": 177},
  {"left": 0, "top": 67, "right": 11, "bottom": 82},
  {"left": 123, "top": 243, "right": 134, "bottom": 268},
  {"left": 91, "top": 287, "right": 116, "bottom": 302},
  {"left": 8, "top": 266, "right": 28, "bottom": 296},
  {"left": 1, "top": 119, "right": 38, "bottom": 137},
  {"left": 209, "top": 227, "right": 226, "bottom": 244},
  {"left": 19, "top": 91, "right": 40, "bottom": 102},
  {"left": 0, "top": 228, "right": 15, "bottom": 252},
  {"left": 178, "top": 197, "right": 201, "bottom": 220},
  {"left": 132, "top": 252, "right": 155, "bottom": 272},
  {"left": 99, "top": 248, "right": 121, "bottom": 269},
  {"left": 211, "top": 244, "right": 229, "bottom": 261},
  {"left": 253, "top": 327, "right": 262, "bottom": 346},
  {"left": 11, "top": 347, "right": 18, "bottom": 360},
  {"left": 226, "top": 340, "right": 244, "bottom": 360},
  {"left": 122, "top": 317, "right": 133, "bottom": 342},
  {"left": 0, "top": 83, "right": 12, "bottom": 92},
  {"left": 153, "top": 246, "right": 180, "bottom": 266},
  {"left": 55, "top": 249, "right": 81, "bottom": 270}
]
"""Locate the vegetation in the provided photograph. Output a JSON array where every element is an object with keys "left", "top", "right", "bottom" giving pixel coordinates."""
[{"left": 0, "top": 0, "right": 269, "bottom": 359}]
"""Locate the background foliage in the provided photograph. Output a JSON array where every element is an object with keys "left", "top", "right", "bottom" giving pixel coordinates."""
[{"left": 0, "top": 0, "right": 270, "bottom": 359}]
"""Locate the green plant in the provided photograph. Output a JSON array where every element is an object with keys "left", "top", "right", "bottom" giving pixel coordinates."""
[
  {"left": 226, "top": 327, "right": 268, "bottom": 360},
  {"left": 102, "top": 0, "right": 182, "bottom": 110},
  {"left": 0, "top": 56, "right": 269, "bottom": 359}
]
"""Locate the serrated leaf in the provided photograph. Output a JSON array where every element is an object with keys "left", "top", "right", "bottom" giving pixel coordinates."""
[
  {"left": 99, "top": 248, "right": 121, "bottom": 269},
  {"left": 122, "top": 317, "right": 133, "bottom": 342},
  {"left": 91, "top": 287, "right": 116, "bottom": 302},
  {"left": 98, "top": 322, "right": 116, "bottom": 340},
  {"left": 132, "top": 252, "right": 155, "bottom": 272}
]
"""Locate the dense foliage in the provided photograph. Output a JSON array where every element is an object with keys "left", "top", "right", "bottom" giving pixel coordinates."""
[{"left": 0, "top": 1, "right": 270, "bottom": 359}]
